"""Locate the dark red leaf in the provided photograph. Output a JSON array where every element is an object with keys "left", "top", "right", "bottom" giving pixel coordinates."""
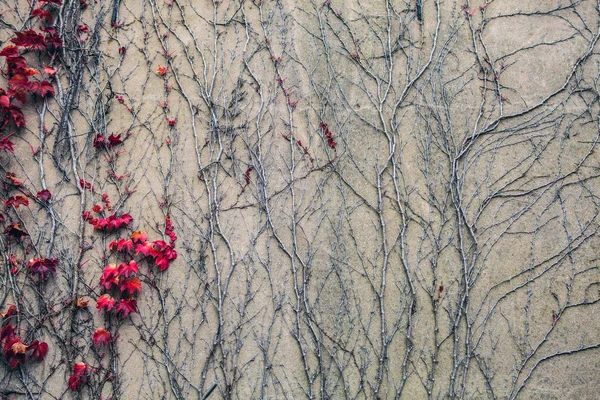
[
  {"left": 4, "top": 336, "right": 27, "bottom": 369},
  {"left": 30, "top": 80, "right": 54, "bottom": 97},
  {"left": 107, "top": 133, "right": 122, "bottom": 147},
  {"left": 79, "top": 179, "right": 93, "bottom": 190},
  {"left": 244, "top": 167, "right": 252, "bottom": 185},
  {"left": 4, "top": 223, "right": 28, "bottom": 239},
  {"left": 32, "top": 8, "right": 53, "bottom": 22},
  {"left": 1, "top": 325, "right": 15, "bottom": 340},
  {"left": 27, "top": 340, "right": 49, "bottom": 361},
  {"left": 42, "top": 27, "right": 63, "bottom": 48},
  {"left": 7, "top": 86, "right": 28, "bottom": 104},
  {"left": 11, "top": 30, "right": 47, "bottom": 50},
  {"left": 0, "top": 137, "right": 14, "bottom": 153},
  {"left": 93, "top": 133, "right": 105, "bottom": 148},
  {"left": 3, "top": 105, "right": 26, "bottom": 128},
  {"left": 27, "top": 257, "right": 57, "bottom": 280},
  {"left": 3, "top": 54, "right": 28, "bottom": 76},
  {"left": 5, "top": 194, "right": 29, "bottom": 208},
  {"left": 0, "top": 46, "right": 19, "bottom": 58},
  {"left": 36, "top": 189, "right": 52, "bottom": 202}
]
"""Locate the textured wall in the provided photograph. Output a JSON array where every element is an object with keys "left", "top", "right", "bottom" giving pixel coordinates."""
[{"left": 1, "top": 0, "right": 600, "bottom": 398}]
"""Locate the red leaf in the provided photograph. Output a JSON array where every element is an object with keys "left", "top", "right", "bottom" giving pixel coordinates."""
[
  {"left": 99, "top": 264, "right": 120, "bottom": 290},
  {"left": 1, "top": 325, "right": 15, "bottom": 340},
  {"left": 116, "top": 213, "right": 133, "bottom": 228},
  {"left": 32, "top": 8, "right": 53, "bottom": 22},
  {"left": 0, "top": 137, "right": 14, "bottom": 153},
  {"left": 92, "top": 328, "right": 111, "bottom": 347},
  {"left": 27, "top": 257, "right": 57, "bottom": 280},
  {"left": 42, "top": 27, "right": 63, "bottom": 48},
  {"left": 5, "top": 194, "right": 29, "bottom": 208},
  {"left": 68, "top": 362, "right": 89, "bottom": 391},
  {"left": 107, "top": 133, "right": 122, "bottom": 147},
  {"left": 118, "top": 260, "right": 138, "bottom": 278},
  {"left": 30, "top": 80, "right": 54, "bottom": 97},
  {"left": 165, "top": 216, "right": 177, "bottom": 243},
  {"left": 119, "top": 277, "right": 141, "bottom": 296},
  {"left": 4, "top": 336, "right": 27, "bottom": 369},
  {"left": 151, "top": 240, "right": 177, "bottom": 271},
  {"left": 4, "top": 105, "right": 26, "bottom": 128},
  {"left": 11, "top": 30, "right": 47, "bottom": 50},
  {"left": 7, "top": 86, "right": 28, "bottom": 104},
  {"left": 5, "top": 57, "right": 28, "bottom": 77},
  {"left": 5, "top": 172, "right": 23, "bottom": 186},
  {"left": 0, "top": 46, "right": 19, "bottom": 58},
  {"left": 36, "top": 189, "right": 52, "bottom": 202},
  {"left": 115, "top": 299, "right": 137, "bottom": 318},
  {"left": 0, "top": 95, "right": 10, "bottom": 108},
  {"left": 130, "top": 230, "right": 147, "bottom": 243},
  {"left": 88, "top": 213, "right": 132, "bottom": 231},
  {"left": 109, "top": 238, "right": 133, "bottom": 252},
  {"left": 135, "top": 241, "right": 154, "bottom": 256},
  {"left": 244, "top": 167, "right": 252, "bottom": 185},
  {"left": 68, "top": 374, "right": 83, "bottom": 391},
  {"left": 0, "top": 304, "right": 17, "bottom": 318},
  {"left": 27, "top": 340, "right": 49, "bottom": 361},
  {"left": 73, "top": 362, "right": 89, "bottom": 376},
  {"left": 93, "top": 133, "right": 105, "bottom": 148},
  {"left": 79, "top": 179, "right": 93, "bottom": 190},
  {"left": 4, "top": 223, "right": 28, "bottom": 239},
  {"left": 43, "top": 64, "right": 57, "bottom": 76},
  {"left": 96, "top": 294, "right": 115, "bottom": 312}
]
